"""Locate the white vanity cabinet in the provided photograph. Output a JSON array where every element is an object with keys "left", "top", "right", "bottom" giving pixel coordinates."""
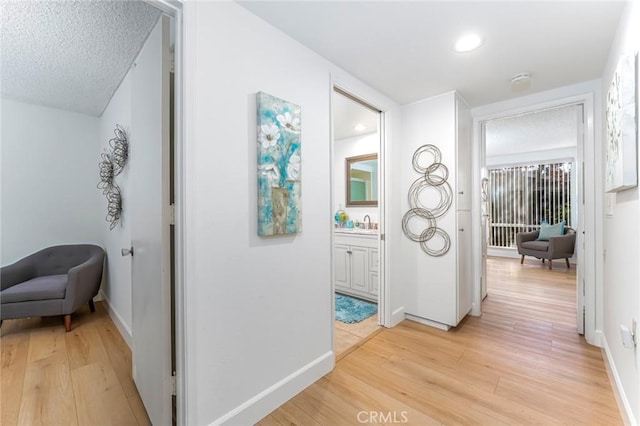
[{"left": 334, "top": 232, "right": 379, "bottom": 302}]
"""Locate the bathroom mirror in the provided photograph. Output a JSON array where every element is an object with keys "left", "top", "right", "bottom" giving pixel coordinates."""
[{"left": 346, "top": 153, "right": 378, "bottom": 206}]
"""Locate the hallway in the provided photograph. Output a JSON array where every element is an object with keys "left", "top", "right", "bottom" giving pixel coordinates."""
[{"left": 260, "top": 257, "right": 622, "bottom": 425}]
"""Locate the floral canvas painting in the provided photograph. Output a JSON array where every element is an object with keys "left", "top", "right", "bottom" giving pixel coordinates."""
[
  {"left": 606, "top": 52, "right": 638, "bottom": 192},
  {"left": 257, "top": 92, "right": 302, "bottom": 235}
]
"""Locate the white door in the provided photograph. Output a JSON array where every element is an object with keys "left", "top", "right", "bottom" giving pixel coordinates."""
[
  {"left": 575, "top": 105, "right": 585, "bottom": 335},
  {"left": 130, "top": 15, "right": 172, "bottom": 425},
  {"left": 457, "top": 210, "right": 473, "bottom": 322},
  {"left": 480, "top": 123, "right": 489, "bottom": 300}
]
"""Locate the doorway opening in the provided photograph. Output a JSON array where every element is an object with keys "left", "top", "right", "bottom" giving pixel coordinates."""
[
  {"left": 479, "top": 104, "right": 585, "bottom": 335},
  {"left": 331, "top": 87, "right": 383, "bottom": 358}
]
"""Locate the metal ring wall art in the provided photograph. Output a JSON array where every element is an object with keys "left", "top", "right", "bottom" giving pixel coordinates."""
[
  {"left": 98, "top": 125, "right": 129, "bottom": 230},
  {"left": 401, "top": 144, "right": 452, "bottom": 256}
]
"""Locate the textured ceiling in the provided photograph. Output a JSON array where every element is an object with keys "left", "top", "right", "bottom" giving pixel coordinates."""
[
  {"left": 239, "top": 1, "right": 625, "bottom": 107},
  {"left": 485, "top": 105, "right": 578, "bottom": 157},
  {"left": 1, "top": 1, "right": 161, "bottom": 116}
]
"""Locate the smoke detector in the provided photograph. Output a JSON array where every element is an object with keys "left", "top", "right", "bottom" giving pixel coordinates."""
[{"left": 510, "top": 72, "right": 531, "bottom": 92}]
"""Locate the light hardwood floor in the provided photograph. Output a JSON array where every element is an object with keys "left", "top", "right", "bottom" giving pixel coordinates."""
[
  {"left": 1, "top": 302, "right": 150, "bottom": 426},
  {"left": 260, "top": 256, "right": 623, "bottom": 425}
]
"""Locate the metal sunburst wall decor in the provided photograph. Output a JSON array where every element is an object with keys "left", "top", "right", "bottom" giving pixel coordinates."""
[
  {"left": 109, "top": 125, "right": 129, "bottom": 175},
  {"left": 97, "top": 125, "right": 129, "bottom": 230},
  {"left": 401, "top": 144, "right": 452, "bottom": 257},
  {"left": 105, "top": 185, "right": 123, "bottom": 230}
]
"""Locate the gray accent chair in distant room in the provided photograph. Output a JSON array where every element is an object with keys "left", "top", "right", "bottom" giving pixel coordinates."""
[
  {"left": 516, "top": 227, "right": 576, "bottom": 270},
  {"left": 1, "top": 244, "right": 105, "bottom": 332}
]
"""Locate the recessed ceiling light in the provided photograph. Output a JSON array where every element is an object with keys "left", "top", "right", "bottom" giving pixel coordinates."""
[
  {"left": 354, "top": 124, "right": 367, "bottom": 131},
  {"left": 454, "top": 34, "right": 482, "bottom": 53}
]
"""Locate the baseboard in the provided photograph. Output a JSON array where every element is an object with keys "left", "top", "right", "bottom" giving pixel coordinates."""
[
  {"left": 99, "top": 291, "right": 133, "bottom": 349},
  {"left": 209, "top": 351, "right": 334, "bottom": 426},
  {"left": 601, "top": 334, "right": 637, "bottom": 426},
  {"left": 405, "top": 314, "right": 450, "bottom": 331},
  {"left": 591, "top": 329, "right": 604, "bottom": 348},
  {"left": 487, "top": 247, "right": 521, "bottom": 259}
]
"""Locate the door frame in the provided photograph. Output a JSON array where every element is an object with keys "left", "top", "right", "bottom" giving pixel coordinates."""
[
  {"left": 329, "top": 81, "right": 388, "bottom": 340},
  {"left": 471, "top": 82, "right": 602, "bottom": 345},
  {"left": 142, "top": 1, "right": 186, "bottom": 425}
]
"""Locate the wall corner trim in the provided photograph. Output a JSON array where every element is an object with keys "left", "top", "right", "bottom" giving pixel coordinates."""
[
  {"left": 209, "top": 351, "right": 334, "bottom": 426},
  {"left": 100, "top": 291, "right": 133, "bottom": 349},
  {"left": 389, "top": 306, "right": 405, "bottom": 327},
  {"left": 601, "top": 334, "right": 637, "bottom": 426}
]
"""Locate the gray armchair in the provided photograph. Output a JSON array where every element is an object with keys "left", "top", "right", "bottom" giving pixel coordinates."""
[
  {"left": 516, "top": 227, "right": 576, "bottom": 270},
  {"left": 1, "top": 244, "right": 105, "bottom": 332}
]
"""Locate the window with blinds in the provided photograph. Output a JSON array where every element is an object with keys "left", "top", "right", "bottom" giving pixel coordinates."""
[{"left": 488, "top": 162, "right": 572, "bottom": 248}]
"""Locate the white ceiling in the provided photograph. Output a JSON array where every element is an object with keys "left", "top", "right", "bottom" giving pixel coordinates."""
[
  {"left": 333, "top": 91, "right": 379, "bottom": 140},
  {"left": 239, "top": 1, "right": 625, "bottom": 107},
  {"left": 0, "top": 1, "right": 161, "bottom": 116},
  {"left": 485, "top": 105, "right": 578, "bottom": 157}
]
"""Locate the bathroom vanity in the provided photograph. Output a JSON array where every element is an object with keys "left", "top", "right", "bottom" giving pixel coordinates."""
[{"left": 333, "top": 229, "right": 379, "bottom": 302}]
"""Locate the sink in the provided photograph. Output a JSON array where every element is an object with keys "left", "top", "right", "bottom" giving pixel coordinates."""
[{"left": 334, "top": 228, "right": 378, "bottom": 235}]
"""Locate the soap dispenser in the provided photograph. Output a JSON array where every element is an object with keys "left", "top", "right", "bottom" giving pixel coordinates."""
[{"left": 334, "top": 204, "right": 347, "bottom": 227}]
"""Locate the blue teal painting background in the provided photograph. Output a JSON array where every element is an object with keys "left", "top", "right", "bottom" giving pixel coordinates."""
[{"left": 257, "top": 92, "right": 302, "bottom": 235}]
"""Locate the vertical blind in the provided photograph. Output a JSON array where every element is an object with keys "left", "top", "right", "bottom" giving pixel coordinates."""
[{"left": 488, "top": 162, "right": 572, "bottom": 248}]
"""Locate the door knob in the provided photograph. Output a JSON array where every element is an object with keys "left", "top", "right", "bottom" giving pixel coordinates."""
[{"left": 121, "top": 247, "right": 134, "bottom": 257}]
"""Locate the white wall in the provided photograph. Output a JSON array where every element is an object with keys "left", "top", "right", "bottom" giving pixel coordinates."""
[
  {"left": 0, "top": 99, "right": 102, "bottom": 264},
  {"left": 601, "top": 1, "right": 640, "bottom": 423},
  {"left": 334, "top": 132, "right": 379, "bottom": 223},
  {"left": 183, "top": 3, "right": 401, "bottom": 424},
  {"left": 98, "top": 70, "right": 133, "bottom": 343}
]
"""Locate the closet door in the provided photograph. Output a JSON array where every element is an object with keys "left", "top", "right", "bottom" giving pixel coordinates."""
[
  {"left": 455, "top": 99, "right": 472, "bottom": 211},
  {"left": 456, "top": 210, "right": 473, "bottom": 322}
]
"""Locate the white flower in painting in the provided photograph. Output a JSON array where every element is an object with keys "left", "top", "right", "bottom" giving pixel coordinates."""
[
  {"left": 258, "top": 123, "right": 280, "bottom": 149},
  {"left": 286, "top": 151, "right": 301, "bottom": 181},
  {"left": 258, "top": 162, "right": 280, "bottom": 185},
  {"left": 276, "top": 111, "right": 300, "bottom": 134}
]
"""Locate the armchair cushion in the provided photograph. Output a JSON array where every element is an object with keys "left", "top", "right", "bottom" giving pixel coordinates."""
[
  {"left": 1, "top": 274, "right": 67, "bottom": 303},
  {"left": 521, "top": 241, "right": 549, "bottom": 252}
]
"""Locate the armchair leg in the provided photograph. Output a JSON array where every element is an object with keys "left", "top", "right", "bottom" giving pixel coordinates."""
[
  {"left": 520, "top": 255, "right": 525, "bottom": 264},
  {"left": 542, "top": 258, "right": 545, "bottom": 264},
  {"left": 89, "top": 299, "right": 95, "bottom": 313},
  {"left": 565, "top": 258, "right": 570, "bottom": 268},
  {"left": 548, "top": 259, "right": 552, "bottom": 270},
  {"left": 64, "top": 315, "right": 71, "bottom": 332}
]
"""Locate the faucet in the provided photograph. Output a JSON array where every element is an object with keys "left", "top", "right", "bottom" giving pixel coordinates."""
[{"left": 363, "top": 215, "right": 371, "bottom": 229}]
